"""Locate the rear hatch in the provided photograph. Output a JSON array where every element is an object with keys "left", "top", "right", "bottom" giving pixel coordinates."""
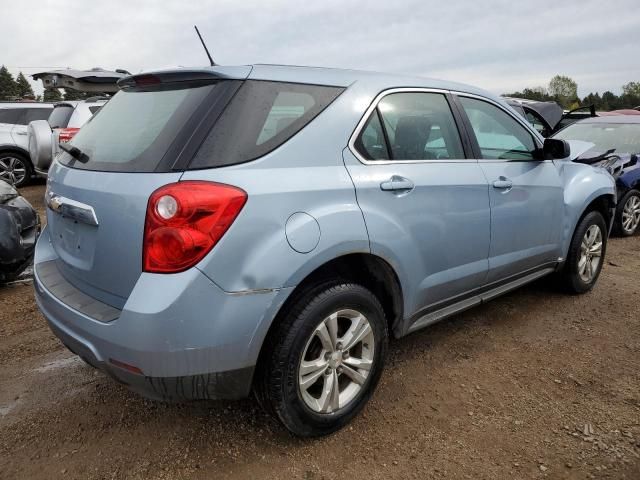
[{"left": 45, "top": 67, "right": 251, "bottom": 307}]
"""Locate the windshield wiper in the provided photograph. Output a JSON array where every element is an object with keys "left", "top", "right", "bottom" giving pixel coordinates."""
[
  {"left": 58, "top": 143, "right": 90, "bottom": 163},
  {"left": 574, "top": 148, "right": 616, "bottom": 165}
]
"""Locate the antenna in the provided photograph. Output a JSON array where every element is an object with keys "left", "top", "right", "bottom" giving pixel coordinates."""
[{"left": 194, "top": 25, "right": 216, "bottom": 66}]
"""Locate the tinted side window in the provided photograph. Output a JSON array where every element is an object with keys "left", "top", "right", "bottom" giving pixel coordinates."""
[
  {"left": 22, "top": 108, "right": 52, "bottom": 124},
  {"left": 0, "top": 108, "right": 21, "bottom": 124},
  {"left": 190, "top": 81, "right": 344, "bottom": 169},
  {"left": 356, "top": 92, "right": 464, "bottom": 161},
  {"left": 48, "top": 105, "right": 74, "bottom": 128},
  {"left": 459, "top": 97, "right": 537, "bottom": 160},
  {"left": 354, "top": 111, "right": 390, "bottom": 160}
]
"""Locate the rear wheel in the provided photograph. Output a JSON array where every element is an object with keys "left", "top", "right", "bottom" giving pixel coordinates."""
[
  {"left": 0, "top": 152, "right": 32, "bottom": 188},
  {"left": 559, "top": 210, "right": 607, "bottom": 294},
  {"left": 615, "top": 189, "right": 640, "bottom": 237},
  {"left": 255, "top": 282, "right": 388, "bottom": 437}
]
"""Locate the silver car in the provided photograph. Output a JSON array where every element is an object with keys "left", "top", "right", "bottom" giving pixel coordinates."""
[
  {"left": 0, "top": 102, "right": 53, "bottom": 186},
  {"left": 34, "top": 65, "right": 616, "bottom": 436}
]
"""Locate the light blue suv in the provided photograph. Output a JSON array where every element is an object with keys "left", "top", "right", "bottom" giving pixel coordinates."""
[{"left": 34, "top": 65, "right": 616, "bottom": 436}]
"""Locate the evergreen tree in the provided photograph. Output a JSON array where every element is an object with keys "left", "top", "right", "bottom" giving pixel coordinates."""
[
  {"left": 0, "top": 65, "right": 18, "bottom": 100},
  {"left": 15, "top": 72, "right": 34, "bottom": 99},
  {"left": 43, "top": 88, "right": 63, "bottom": 102},
  {"left": 63, "top": 88, "right": 90, "bottom": 101}
]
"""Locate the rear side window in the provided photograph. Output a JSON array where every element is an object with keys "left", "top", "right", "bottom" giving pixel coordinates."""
[
  {"left": 0, "top": 108, "right": 21, "bottom": 124},
  {"left": 21, "top": 108, "right": 52, "bottom": 125},
  {"left": 354, "top": 92, "right": 465, "bottom": 161},
  {"left": 190, "top": 81, "right": 344, "bottom": 169},
  {"left": 48, "top": 105, "right": 74, "bottom": 128},
  {"left": 88, "top": 106, "right": 102, "bottom": 114}
]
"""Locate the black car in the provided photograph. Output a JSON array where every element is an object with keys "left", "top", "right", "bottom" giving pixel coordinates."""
[
  {"left": 0, "top": 179, "right": 40, "bottom": 282},
  {"left": 553, "top": 116, "right": 640, "bottom": 236},
  {"left": 504, "top": 97, "right": 564, "bottom": 137}
]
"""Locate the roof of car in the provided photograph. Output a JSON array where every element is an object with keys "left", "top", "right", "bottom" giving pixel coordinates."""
[
  {"left": 576, "top": 115, "right": 640, "bottom": 125},
  {"left": 129, "top": 64, "right": 504, "bottom": 105},
  {"left": 0, "top": 102, "right": 54, "bottom": 108}
]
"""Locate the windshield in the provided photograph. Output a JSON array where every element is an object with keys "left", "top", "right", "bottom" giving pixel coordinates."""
[{"left": 555, "top": 122, "right": 640, "bottom": 154}]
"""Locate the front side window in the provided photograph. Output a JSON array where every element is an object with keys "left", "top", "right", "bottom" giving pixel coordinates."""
[
  {"left": 0, "top": 108, "right": 21, "bottom": 125},
  {"left": 459, "top": 97, "right": 537, "bottom": 160},
  {"left": 354, "top": 92, "right": 464, "bottom": 161}
]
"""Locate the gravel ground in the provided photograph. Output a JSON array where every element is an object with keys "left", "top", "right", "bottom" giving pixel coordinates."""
[{"left": 0, "top": 183, "right": 638, "bottom": 480}]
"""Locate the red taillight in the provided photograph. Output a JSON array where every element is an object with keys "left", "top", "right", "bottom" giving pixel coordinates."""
[
  {"left": 58, "top": 128, "right": 79, "bottom": 143},
  {"left": 143, "top": 181, "right": 247, "bottom": 273}
]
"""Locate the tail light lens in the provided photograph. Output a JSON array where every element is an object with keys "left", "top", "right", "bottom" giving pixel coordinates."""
[
  {"left": 143, "top": 181, "right": 247, "bottom": 273},
  {"left": 58, "top": 128, "right": 80, "bottom": 143}
]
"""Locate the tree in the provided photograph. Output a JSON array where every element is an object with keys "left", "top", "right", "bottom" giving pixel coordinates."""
[
  {"left": 548, "top": 75, "right": 578, "bottom": 108},
  {"left": 63, "top": 88, "right": 91, "bottom": 101},
  {"left": 15, "top": 72, "right": 34, "bottom": 99},
  {"left": 43, "top": 89, "right": 63, "bottom": 102},
  {"left": 622, "top": 81, "right": 640, "bottom": 97},
  {"left": 0, "top": 65, "right": 18, "bottom": 100}
]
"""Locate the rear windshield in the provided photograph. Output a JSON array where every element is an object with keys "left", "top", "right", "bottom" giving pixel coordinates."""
[
  {"left": 58, "top": 79, "right": 343, "bottom": 173},
  {"left": 189, "top": 81, "right": 344, "bottom": 168},
  {"left": 48, "top": 105, "right": 74, "bottom": 128},
  {"left": 58, "top": 83, "right": 220, "bottom": 172}
]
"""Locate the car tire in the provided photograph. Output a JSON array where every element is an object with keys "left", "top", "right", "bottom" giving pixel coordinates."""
[
  {"left": 0, "top": 151, "right": 32, "bottom": 188},
  {"left": 614, "top": 189, "right": 640, "bottom": 237},
  {"left": 255, "top": 281, "right": 388, "bottom": 437},
  {"left": 559, "top": 210, "right": 607, "bottom": 294}
]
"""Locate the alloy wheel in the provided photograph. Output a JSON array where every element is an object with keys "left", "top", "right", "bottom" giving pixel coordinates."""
[
  {"left": 578, "top": 224, "right": 603, "bottom": 283},
  {"left": 621, "top": 195, "right": 640, "bottom": 234},
  {"left": 298, "top": 309, "right": 375, "bottom": 414},
  {"left": 0, "top": 156, "right": 27, "bottom": 186}
]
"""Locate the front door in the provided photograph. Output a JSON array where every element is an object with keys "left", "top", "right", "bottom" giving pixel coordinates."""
[
  {"left": 344, "top": 90, "right": 491, "bottom": 319},
  {"left": 455, "top": 95, "right": 564, "bottom": 283}
]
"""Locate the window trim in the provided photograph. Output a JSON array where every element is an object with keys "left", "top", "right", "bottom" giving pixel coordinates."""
[
  {"left": 451, "top": 92, "right": 545, "bottom": 162},
  {"left": 348, "top": 87, "right": 474, "bottom": 165}
]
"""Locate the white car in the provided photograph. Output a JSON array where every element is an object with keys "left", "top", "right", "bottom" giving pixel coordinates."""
[
  {"left": 0, "top": 102, "right": 53, "bottom": 186},
  {"left": 28, "top": 98, "right": 107, "bottom": 176}
]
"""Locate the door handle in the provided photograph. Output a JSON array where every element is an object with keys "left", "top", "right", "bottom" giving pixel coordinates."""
[
  {"left": 15, "top": 131, "right": 27, "bottom": 136},
  {"left": 380, "top": 175, "right": 415, "bottom": 192},
  {"left": 492, "top": 177, "right": 513, "bottom": 189}
]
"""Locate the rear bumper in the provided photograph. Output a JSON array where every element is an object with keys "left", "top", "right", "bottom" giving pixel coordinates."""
[{"left": 34, "top": 226, "right": 292, "bottom": 401}]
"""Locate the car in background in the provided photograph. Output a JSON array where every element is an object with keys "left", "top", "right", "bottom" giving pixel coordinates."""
[
  {"left": 0, "top": 102, "right": 54, "bottom": 187},
  {"left": 28, "top": 97, "right": 107, "bottom": 175},
  {"left": 504, "top": 97, "right": 563, "bottom": 137},
  {"left": 0, "top": 178, "right": 40, "bottom": 282},
  {"left": 34, "top": 65, "right": 616, "bottom": 437},
  {"left": 553, "top": 116, "right": 640, "bottom": 235}
]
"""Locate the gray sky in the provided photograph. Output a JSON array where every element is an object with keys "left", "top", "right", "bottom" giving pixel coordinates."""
[{"left": 4, "top": 0, "right": 639, "bottom": 97}]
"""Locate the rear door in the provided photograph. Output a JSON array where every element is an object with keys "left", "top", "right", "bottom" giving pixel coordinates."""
[
  {"left": 11, "top": 107, "right": 53, "bottom": 148},
  {"left": 44, "top": 72, "right": 248, "bottom": 307},
  {"left": 344, "top": 90, "right": 490, "bottom": 319},
  {"left": 454, "top": 95, "right": 564, "bottom": 283}
]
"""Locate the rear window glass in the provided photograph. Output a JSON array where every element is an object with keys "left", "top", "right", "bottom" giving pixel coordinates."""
[
  {"left": 58, "top": 84, "right": 219, "bottom": 172},
  {"left": 0, "top": 108, "right": 21, "bottom": 124},
  {"left": 88, "top": 106, "right": 102, "bottom": 114},
  {"left": 48, "top": 105, "right": 74, "bottom": 128},
  {"left": 189, "top": 81, "right": 344, "bottom": 169}
]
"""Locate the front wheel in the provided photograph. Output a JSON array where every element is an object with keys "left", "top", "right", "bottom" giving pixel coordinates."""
[
  {"left": 615, "top": 189, "right": 640, "bottom": 237},
  {"left": 255, "top": 282, "right": 388, "bottom": 437},
  {"left": 0, "top": 152, "right": 32, "bottom": 188},
  {"left": 559, "top": 210, "right": 607, "bottom": 294}
]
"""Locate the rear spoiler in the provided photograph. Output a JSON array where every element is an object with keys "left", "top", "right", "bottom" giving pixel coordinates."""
[{"left": 117, "top": 66, "right": 252, "bottom": 89}]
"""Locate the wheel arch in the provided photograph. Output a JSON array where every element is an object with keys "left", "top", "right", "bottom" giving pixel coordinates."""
[{"left": 251, "top": 252, "right": 404, "bottom": 388}]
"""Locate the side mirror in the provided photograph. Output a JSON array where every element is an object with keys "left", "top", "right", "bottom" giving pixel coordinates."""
[{"left": 543, "top": 138, "right": 570, "bottom": 159}]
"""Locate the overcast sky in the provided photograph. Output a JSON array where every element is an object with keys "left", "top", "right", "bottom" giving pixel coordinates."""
[{"left": 4, "top": 0, "right": 639, "bottom": 97}]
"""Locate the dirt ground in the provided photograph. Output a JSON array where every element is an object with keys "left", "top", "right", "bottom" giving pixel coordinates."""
[{"left": 1, "top": 183, "right": 638, "bottom": 480}]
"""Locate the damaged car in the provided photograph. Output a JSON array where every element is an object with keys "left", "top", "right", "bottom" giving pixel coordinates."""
[
  {"left": 504, "top": 97, "right": 564, "bottom": 137},
  {"left": 0, "top": 179, "right": 40, "bottom": 282},
  {"left": 554, "top": 116, "right": 640, "bottom": 235}
]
